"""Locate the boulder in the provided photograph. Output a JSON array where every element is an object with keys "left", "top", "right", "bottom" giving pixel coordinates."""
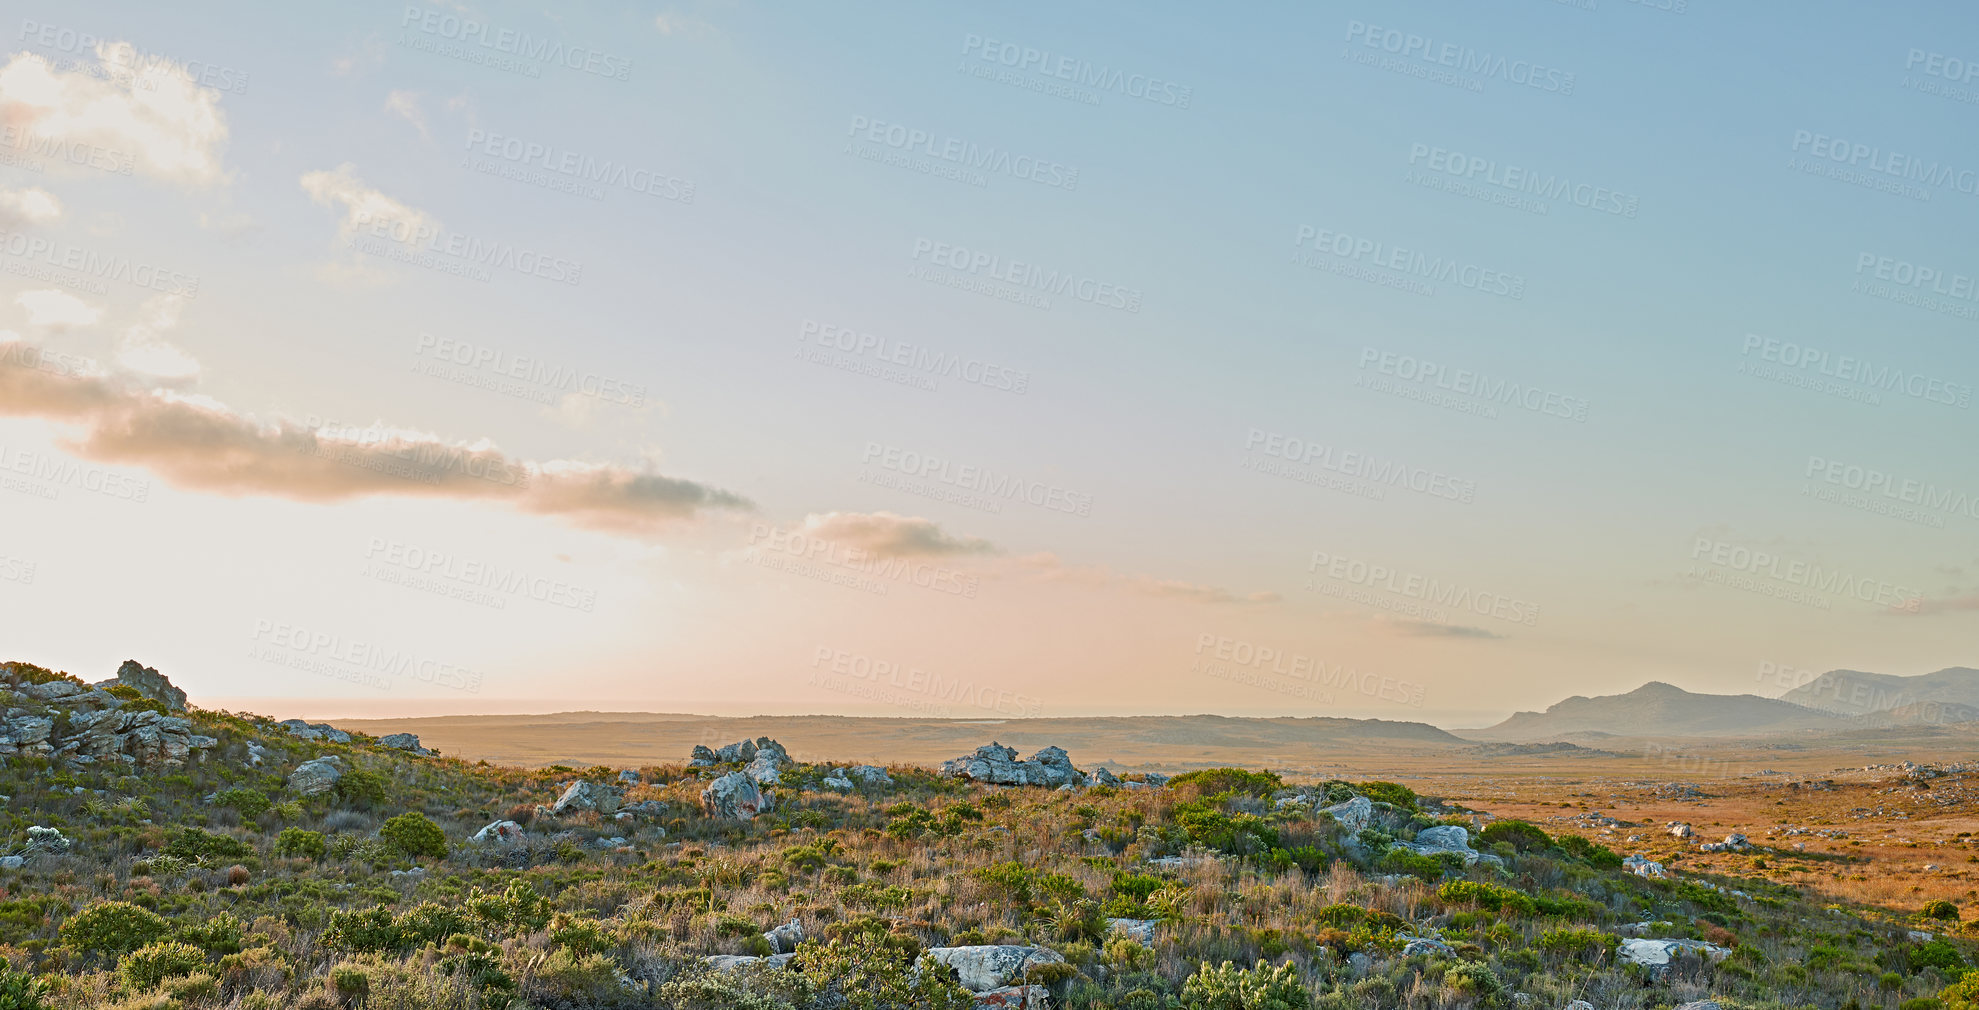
[
  {"left": 1565, "top": 1002, "right": 1595, "bottom": 1010},
  {"left": 618, "top": 769, "right": 641, "bottom": 784},
  {"left": 1320, "top": 795, "right": 1374, "bottom": 832},
  {"left": 764, "top": 918, "right": 804, "bottom": 954},
  {"left": 702, "top": 771, "right": 772, "bottom": 820},
  {"left": 549, "top": 780, "right": 624, "bottom": 817},
  {"left": 1401, "top": 825, "right": 1479, "bottom": 865},
  {"left": 377, "top": 733, "right": 430, "bottom": 755},
  {"left": 849, "top": 764, "right": 893, "bottom": 787},
  {"left": 1699, "top": 833, "right": 1749, "bottom": 853},
  {"left": 1617, "top": 938, "right": 1730, "bottom": 978},
  {"left": 279, "top": 719, "right": 352, "bottom": 744},
  {"left": 1676, "top": 1003, "right": 1723, "bottom": 1010},
  {"left": 1087, "top": 766, "right": 1121, "bottom": 787},
  {"left": 822, "top": 772, "right": 854, "bottom": 791},
  {"left": 925, "top": 945, "right": 1067, "bottom": 993},
  {"left": 689, "top": 744, "right": 717, "bottom": 767},
  {"left": 288, "top": 756, "right": 345, "bottom": 797},
  {"left": 1400, "top": 935, "right": 1456, "bottom": 957},
  {"left": 939, "top": 742, "right": 1083, "bottom": 787},
  {"left": 471, "top": 820, "right": 525, "bottom": 844},
  {"left": 1623, "top": 854, "right": 1667, "bottom": 879},
  {"left": 0, "top": 856, "right": 22, "bottom": 871},
  {"left": 618, "top": 799, "right": 669, "bottom": 818},
  {"left": 1667, "top": 821, "right": 1694, "bottom": 840},
  {"left": 705, "top": 953, "right": 796, "bottom": 971},
  {"left": 21, "top": 680, "right": 84, "bottom": 703},
  {"left": 99, "top": 660, "right": 187, "bottom": 711},
  {"left": 1107, "top": 918, "right": 1159, "bottom": 946},
  {"left": 744, "top": 751, "right": 783, "bottom": 786}
]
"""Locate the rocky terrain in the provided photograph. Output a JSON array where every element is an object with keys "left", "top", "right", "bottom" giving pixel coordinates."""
[{"left": 0, "top": 657, "right": 1974, "bottom": 1010}]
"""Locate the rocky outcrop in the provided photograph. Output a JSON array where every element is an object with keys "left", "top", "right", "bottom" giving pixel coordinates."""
[
  {"left": 1623, "top": 854, "right": 1667, "bottom": 878},
  {"left": 822, "top": 771, "right": 854, "bottom": 791},
  {"left": 1700, "top": 833, "right": 1749, "bottom": 853},
  {"left": 702, "top": 771, "right": 772, "bottom": 820},
  {"left": 377, "top": 733, "right": 430, "bottom": 755},
  {"left": 1400, "top": 935, "right": 1456, "bottom": 957},
  {"left": 288, "top": 756, "right": 345, "bottom": 797},
  {"left": 549, "top": 780, "right": 623, "bottom": 817},
  {"left": 1320, "top": 795, "right": 1374, "bottom": 832},
  {"left": 939, "top": 743, "right": 1083, "bottom": 787},
  {"left": 617, "top": 769, "right": 641, "bottom": 784},
  {"left": 98, "top": 660, "right": 187, "bottom": 711},
  {"left": 471, "top": 820, "right": 525, "bottom": 844},
  {"left": 705, "top": 953, "right": 796, "bottom": 971},
  {"left": 1667, "top": 821, "right": 1694, "bottom": 840},
  {"left": 279, "top": 720, "right": 351, "bottom": 744},
  {"left": 0, "top": 663, "right": 214, "bottom": 768},
  {"left": 924, "top": 945, "right": 1066, "bottom": 993},
  {"left": 1399, "top": 825, "right": 1479, "bottom": 865},
  {"left": 973, "top": 986, "right": 1051, "bottom": 1008}
]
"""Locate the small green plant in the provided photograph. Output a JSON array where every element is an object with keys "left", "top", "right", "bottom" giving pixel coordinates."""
[
  {"left": 274, "top": 828, "right": 326, "bottom": 860},
  {"left": 378, "top": 811, "right": 448, "bottom": 859},
  {"left": 118, "top": 940, "right": 208, "bottom": 991},
  {"left": 214, "top": 787, "right": 271, "bottom": 820},
  {"left": 58, "top": 900, "right": 169, "bottom": 956},
  {"left": 1926, "top": 900, "right": 1962, "bottom": 922},
  {"left": 335, "top": 767, "right": 389, "bottom": 808},
  {"left": 1181, "top": 959, "right": 1312, "bottom": 1009},
  {"left": 0, "top": 961, "right": 49, "bottom": 1010}
]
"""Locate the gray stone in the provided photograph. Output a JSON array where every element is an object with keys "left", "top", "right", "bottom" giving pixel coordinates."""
[
  {"left": 924, "top": 945, "right": 1067, "bottom": 993},
  {"left": 1624, "top": 854, "right": 1666, "bottom": 879},
  {"left": 939, "top": 742, "right": 1084, "bottom": 787},
  {"left": 849, "top": 764, "right": 893, "bottom": 787},
  {"left": 821, "top": 773, "right": 854, "bottom": 791},
  {"left": 974, "top": 985, "right": 1052, "bottom": 1008},
  {"left": 549, "top": 780, "right": 624, "bottom": 817},
  {"left": 617, "top": 769, "right": 641, "bottom": 784},
  {"left": 702, "top": 770, "right": 772, "bottom": 820},
  {"left": 705, "top": 953, "right": 796, "bottom": 971},
  {"left": 1400, "top": 825, "right": 1479, "bottom": 865},
  {"left": 100, "top": 660, "right": 187, "bottom": 711},
  {"left": 377, "top": 733, "right": 429, "bottom": 755},
  {"left": 0, "top": 856, "right": 21, "bottom": 870},
  {"left": 1106, "top": 917, "right": 1159, "bottom": 946},
  {"left": 1617, "top": 938, "right": 1730, "bottom": 977},
  {"left": 1565, "top": 1001, "right": 1595, "bottom": 1010},
  {"left": 471, "top": 820, "right": 525, "bottom": 844},
  {"left": 1319, "top": 795, "right": 1374, "bottom": 832},
  {"left": 764, "top": 918, "right": 804, "bottom": 954},
  {"left": 288, "top": 756, "right": 345, "bottom": 797},
  {"left": 1400, "top": 935, "right": 1455, "bottom": 957}
]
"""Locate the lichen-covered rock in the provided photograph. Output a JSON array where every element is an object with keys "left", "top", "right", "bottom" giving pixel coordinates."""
[
  {"left": 702, "top": 771, "right": 772, "bottom": 820},
  {"left": 705, "top": 953, "right": 795, "bottom": 971},
  {"left": 99, "top": 660, "right": 187, "bottom": 711},
  {"left": 924, "top": 945, "right": 1066, "bottom": 992},
  {"left": 288, "top": 756, "right": 345, "bottom": 797},
  {"left": 378, "top": 733, "right": 430, "bottom": 755},
  {"left": 1617, "top": 938, "right": 1730, "bottom": 977},
  {"left": 1624, "top": 854, "right": 1667, "bottom": 878},
  {"left": 764, "top": 918, "right": 803, "bottom": 954},
  {"left": 849, "top": 764, "right": 893, "bottom": 787},
  {"left": 279, "top": 719, "right": 352, "bottom": 744},
  {"left": 1401, "top": 825, "right": 1479, "bottom": 865},
  {"left": 1106, "top": 918, "right": 1159, "bottom": 946},
  {"left": 1320, "top": 794, "right": 1374, "bottom": 832},
  {"left": 471, "top": 820, "right": 525, "bottom": 844},
  {"left": 549, "top": 780, "right": 623, "bottom": 817},
  {"left": 939, "top": 743, "right": 1083, "bottom": 787}
]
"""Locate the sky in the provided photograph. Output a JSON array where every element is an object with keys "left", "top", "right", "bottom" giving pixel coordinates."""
[{"left": 0, "top": 0, "right": 1974, "bottom": 728}]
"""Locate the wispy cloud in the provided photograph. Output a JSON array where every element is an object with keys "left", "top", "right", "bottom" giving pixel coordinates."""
[{"left": 0, "top": 46, "right": 231, "bottom": 186}]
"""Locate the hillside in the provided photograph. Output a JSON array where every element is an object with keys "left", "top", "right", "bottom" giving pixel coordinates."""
[
  {"left": 1783, "top": 667, "right": 1979, "bottom": 722},
  {"left": 1471, "top": 681, "right": 1848, "bottom": 741}
]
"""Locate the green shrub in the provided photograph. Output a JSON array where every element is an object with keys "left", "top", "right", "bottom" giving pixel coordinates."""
[
  {"left": 1180, "top": 959, "right": 1312, "bottom": 1009},
  {"left": 118, "top": 940, "right": 207, "bottom": 991},
  {"left": 1906, "top": 1000, "right": 1946, "bottom": 1010},
  {"left": 1477, "top": 820, "right": 1551, "bottom": 853},
  {"left": 1917, "top": 940, "right": 1968, "bottom": 974},
  {"left": 0, "top": 961, "right": 49, "bottom": 1010},
  {"left": 1555, "top": 833, "right": 1624, "bottom": 869},
  {"left": 1944, "top": 971, "right": 1979, "bottom": 1010},
  {"left": 1437, "top": 880, "right": 1536, "bottom": 916},
  {"left": 795, "top": 933, "right": 974, "bottom": 1009},
  {"left": 322, "top": 906, "right": 401, "bottom": 954},
  {"left": 1169, "top": 769, "right": 1283, "bottom": 798},
  {"left": 174, "top": 913, "right": 243, "bottom": 955},
  {"left": 378, "top": 811, "right": 447, "bottom": 859},
  {"left": 395, "top": 902, "right": 468, "bottom": 946},
  {"left": 1442, "top": 962, "right": 1504, "bottom": 1003},
  {"left": 274, "top": 828, "right": 326, "bottom": 860},
  {"left": 214, "top": 788, "right": 271, "bottom": 820},
  {"left": 335, "top": 768, "right": 389, "bottom": 808},
  {"left": 58, "top": 900, "right": 169, "bottom": 955},
  {"left": 163, "top": 826, "right": 251, "bottom": 864},
  {"left": 1927, "top": 901, "right": 1962, "bottom": 922},
  {"left": 1355, "top": 781, "right": 1417, "bottom": 811}
]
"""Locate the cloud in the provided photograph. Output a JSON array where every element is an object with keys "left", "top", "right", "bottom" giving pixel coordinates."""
[
  {"left": 384, "top": 90, "right": 429, "bottom": 140},
  {"left": 113, "top": 295, "right": 199, "bottom": 383},
  {"left": 15, "top": 289, "right": 102, "bottom": 328},
  {"left": 299, "top": 163, "right": 436, "bottom": 244},
  {"left": 0, "top": 47, "right": 230, "bottom": 186},
  {"left": 1011, "top": 552, "right": 1279, "bottom": 605},
  {"left": 0, "top": 342, "right": 751, "bottom": 535},
  {"left": 0, "top": 186, "right": 62, "bottom": 227},
  {"left": 1370, "top": 616, "right": 1505, "bottom": 639},
  {"left": 797, "top": 511, "right": 996, "bottom": 558}
]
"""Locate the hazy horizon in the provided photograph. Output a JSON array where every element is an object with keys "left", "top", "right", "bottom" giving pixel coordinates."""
[{"left": 2, "top": 1, "right": 1975, "bottom": 726}]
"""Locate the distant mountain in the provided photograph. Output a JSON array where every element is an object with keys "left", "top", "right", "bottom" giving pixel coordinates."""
[
  {"left": 1781, "top": 667, "right": 1979, "bottom": 724},
  {"left": 1469, "top": 681, "right": 1846, "bottom": 741}
]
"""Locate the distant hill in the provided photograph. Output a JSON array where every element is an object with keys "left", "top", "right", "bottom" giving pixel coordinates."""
[
  {"left": 327, "top": 711, "right": 1467, "bottom": 770},
  {"left": 1470, "top": 681, "right": 1847, "bottom": 741},
  {"left": 1782, "top": 668, "right": 1979, "bottom": 724}
]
